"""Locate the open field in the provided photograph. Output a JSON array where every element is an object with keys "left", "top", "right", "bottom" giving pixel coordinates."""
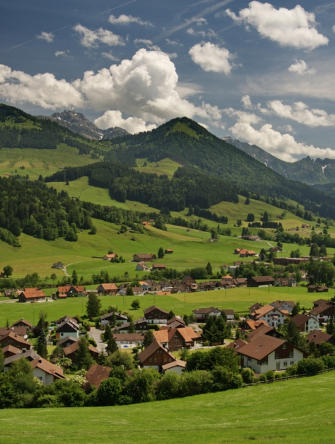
[
  {"left": 135, "top": 157, "right": 181, "bottom": 177},
  {"left": 0, "top": 145, "right": 96, "bottom": 179},
  {"left": 0, "top": 371, "right": 334, "bottom": 443},
  {"left": 0, "top": 285, "right": 319, "bottom": 326},
  {"left": 0, "top": 215, "right": 320, "bottom": 281}
]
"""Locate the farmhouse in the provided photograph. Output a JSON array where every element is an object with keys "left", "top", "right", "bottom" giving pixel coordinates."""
[
  {"left": 100, "top": 311, "right": 128, "bottom": 326},
  {"left": 11, "top": 319, "right": 32, "bottom": 330},
  {"left": 250, "top": 304, "right": 288, "bottom": 328},
  {"left": 310, "top": 300, "right": 335, "bottom": 322},
  {"left": 136, "top": 262, "right": 151, "bottom": 271},
  {"left": 56, "top": 318, "right": 80, "bottom": 340},
  {"left": 152, "top": 264, "right": 166, "bottom": 270},
  {"left": 103, "top": 253, "right": 118, "bottom": 261},
  {"left": 167, "top": 316, "right": 185, "bottom": 329},
  {"left": 138, "top": 340, "right": 175, "bottom": 371},
  {"left": 193, "top": 307, "right": 221, "bottom": 321},
  {"left": 113, "top": 333, "right": 144, "bottom": 349},
  {"left": 222, "top": 309, "right": 235, "bottom": 321},
  {"left": 56, "top": 286, "right": 86, "bottom": 298},
  {"left": 248, "top": 276, "right": 275, "bottom": 287},
  {"left": 113, "top": 318, "right": 148, "bottom": 333},
  {"left": 57, "top": 336, "right": 79, "bottom": 348},
  {"left": 2, "top": 344, "right": 21, "bottom": 358},
  {"left": 270, "top": 300, "right": 296, "bottom": 313},
  {"left": 144, "top": 306, "right": 169, "bottom": 324},
  {"left": 291, "top": 314, "right": 320, "bottom": 332},
  {"left": 237, "top": 335, "right": 304, "bottom": 373},
  {"left": 18, "top": 288, "right": 46, "bottom": 303},
  {"left": 154, "top": 326, "right": 201, "bottom": 351},
  {"left": 97, "top": 283, "right": 118, "bottom": 295},
  {"left": 0, "top": 331, "right": 31, "bottom": 350},
  {"left": 30, "top": 357, "right": 65, "bottom": 385}
]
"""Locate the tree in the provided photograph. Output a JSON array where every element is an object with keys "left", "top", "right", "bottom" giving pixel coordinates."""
[
  {"left": 310, "top": 243, "right": 320, "bottom": 257},
  {"left": 143, "top": 330, "right": 155, "bottom": 348},
  {"left": 71, "top": 270, "right": 78, "bottom": 285},
  {"left": 320, "top": 245, "right": 327, "bottom": 256},
  {"left": 87, "top": 294, "right": 101, "bottom": 319},
  {"left": 206, "top": 262, "right": 213, "bottom": 276},
  {"left": 126, "top": 286, "right": 134, "bottom": 296},
  {"left": 157, "top": 247, "right": 164, "bottom": 259},
  {"left": 106, "top": 335, "right": 118, "bottom": 355},
  {"left": 131, "top": 299, "right": 140, "bottom": 310},
  {"left": 2, "top": 265, "right": 13, "bottom": 278},
  {"left": 75, "top": 338, "right": 93, "bottom": 370},
  {"left": 96, "top": 377, "right": 122, "bottom": 405},
  {"left": 0, "top": 347, "right": 4, "bottom": 372},
  {"left": 245, "top": 197, "right": 250, "bottom": 205},
  {"left": 36, "top": 329, "right": 47, "bottom": 358},
  {"left": 291, "top": 302, "right": 300, "bottom": 316},
  {"left": 246, "top": 213, "right": 254, "bottom": 222},
  {"left": 262, "top": 211, "right": 269, "bottom": 223},
  {"left": 103, "top": 324, "right": 113, "bottom": 342}
]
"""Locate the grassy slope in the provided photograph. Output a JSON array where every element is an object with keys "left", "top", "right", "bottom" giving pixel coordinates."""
[
  {"left": 1, "top": 371, "right": 334, "bottom": 443},
  {"left": 0, "top": 286, "right": 319, "bottom": 326},
  {"left": 0, "top": 145, "right": 96, "bottom": 179},
  {"left": 135, "top": 157, "right": 181, "bottom": 178}
]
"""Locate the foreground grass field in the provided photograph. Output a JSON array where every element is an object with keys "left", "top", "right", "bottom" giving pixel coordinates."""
[
  {"left": 0, "top": 371, "right": 334, "bottom": 443},
  {"left": 0, "top": 286, "right": 319, "bottom": 326}
]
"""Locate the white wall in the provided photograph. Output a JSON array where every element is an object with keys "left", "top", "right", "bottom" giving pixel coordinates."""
[{"left": 242, "top": 348, "right": 304, "bottom": 374}]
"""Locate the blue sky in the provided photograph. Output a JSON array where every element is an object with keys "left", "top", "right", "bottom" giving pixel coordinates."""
[{"left": 1, "top": 0, "right": 335, "bottom": 162}]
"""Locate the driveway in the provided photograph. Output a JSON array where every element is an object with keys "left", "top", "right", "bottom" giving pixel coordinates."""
[{"left": 88, "top": 327, "right": 107, "bottom": 354}]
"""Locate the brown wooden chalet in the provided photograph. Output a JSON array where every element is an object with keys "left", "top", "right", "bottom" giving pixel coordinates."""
[
  {"left": 57, "top": 286, "right": 86, "bottom": 298},
  {"left": 143, "top": 306, "right": 169, "bottom": 324},
  {"left": 18, "top": 288, "right": 46, "bottom": 303},
  {"left": 97, "top": 283, "right": 118, "bottom": 295},
  {"left": 2, "top": 344, "right": 21, "bottom": 358},
  {"left": 0, "top": 331, "right": 31, "bottom": 350},
  {"left": 308, "top": 285, "right": 329, "bottom": 293},
  {"left": 133, "top": 253, "right": 156, "bottom": 262},
  {"left": 310, "top": 300, "right": 335, "bottom": 322},
  {"left": 192, "top": 307, "right": 221, "bottom": 321},
  {"left": 63, "top": 341, "right": 99, "bottom": 362},
  {"left": 113, "top": 317, "right": 148, "bottom": 333},
  {"left": 138, "top": 340, "right": 175, "bottom": 370},
  {"left": 167, "top": 316, "right": 186, "bottom": 328},
  {"left": 57, "top": 336, "right": 79, "bottom": 348},
  {"left": 100, "top": 311, "right": 128, "bottom": 326},
  {"left": 154, "top": 326, "right": 201, "bottom": 351},
  {"left": 306, "top": 330, "right": 334, "bottom": 346},
  {"left": 11, "top": 319, "right": 32, "bottom": 330},
  {"left": 248, "top": 276, "right": 275, "bottom": 287}
]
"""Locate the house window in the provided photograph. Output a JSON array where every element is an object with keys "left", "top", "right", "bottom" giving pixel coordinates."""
[
  {"left": 284, "top": 361, "right": 287, "bottom": 366},
  {"left": 290, "top": 361, "right": 294, "bottom": 365}
]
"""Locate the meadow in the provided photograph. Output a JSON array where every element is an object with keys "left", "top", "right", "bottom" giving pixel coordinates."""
[
  {"left": 0, "top": 285, "right": 318, "bottom": 326},
  {"left": 0, "top": 370, "right": 334, "bottom": 443}
]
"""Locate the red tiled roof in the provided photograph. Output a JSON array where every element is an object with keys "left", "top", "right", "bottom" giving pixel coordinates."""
[
  {"left": 30, "top": 357, "right": 65, "bottom": 379},
  {"left": 86, "top": 364, "right": 112, "bottom": 388},
  {"left": 21, "top": 288, "right": 46, "bottom": 299},
  {"left": 99, "top": 283, "right": 118, "bottom": 291},
  {"left": 306, "top": 330, "right": 332, "bottom": 345},
  {"left": 237, "top": 335, "right": 286, "bottom": 360}
]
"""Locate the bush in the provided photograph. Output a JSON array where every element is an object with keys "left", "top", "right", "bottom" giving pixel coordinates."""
[
  {"left": 321, "top": 354, "right": 335, "bottom": 369},
  {"left": 297, "top": 358, "right": 325, "bottom": 376},
  {"left": 265, "top": 370, "right": 274, "bottom": 382},
  {"left": 241, "top": 368, "right": 254, "bottom": 384},
  {"left": 96, "top": 377, "right": 122, "bottom": 406},
  {"left": 156, "top": 373, "right": 181, "bottom": 400}
]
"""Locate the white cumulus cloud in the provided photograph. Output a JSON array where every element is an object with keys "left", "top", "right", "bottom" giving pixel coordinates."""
[
  {"left": 54, "top": 50, "right": 69, "bottom": 57},
  {"left": 263, "top": 100, "right": 335, "bottom": 127},
  {"left": 189, "top": 42, "right": 234, "bottom": 74},
  {"left": 108, "top": 14, "right": 153, "bottom": 27},
  {"left": 288, "top": 59, "right": 314, "bottom": 75},
  {"left": 226, "top": 2, "right": 328, "bottom": 50},
  {"left": 94, "top": 110, "right": 155, "bottom": 134},
  {"left": 73, "top": 24, "right": 124, "bottom": 48},
  {"left": 37, "top": 32, "right": 54, "bottom": 43}
]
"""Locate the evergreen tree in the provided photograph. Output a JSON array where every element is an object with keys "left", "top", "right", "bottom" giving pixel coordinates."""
[
  {"left": 71, "top": 270, "right": 78, "bottom": 285},
  {"left": 126, "top": 286, "right": 134, "bottom": 296},
  {"left": 75, "top": 337, "right": 93, "bottom": 369},
  {"left": 106, "top": 335, "right": 118, "bottom": 355},
  {"left": 103, "top": 324, "right": 113, "bottom": 342},
  {"left": 0, "top": 347, "right": 4, "bottom": 372},
  {"left": 87, "top": 294, "right": 101, "bottom": 319},
  {"left": 310, "top": 243, "right": 320, "bottom": 257},
  {"left": 320, "top": 245, "right": 327, "bottom": 257},
  {"left": 143, "top": 330, "right": 155, "bottom": 348},
  {"left": 291, "top": 302, "right": 300, "bottom": 316},
  {"left": 36, "top": 329, "right": 47, "bottom": 358},
  {"left": 206, "top": 262, "right": 213, "bottom": 276},
  {"left": 131, "top": 299, "right": 140, "bottom": 310},
  {"left": 158, "top": 247, "right": 164, "bottom": 259}
]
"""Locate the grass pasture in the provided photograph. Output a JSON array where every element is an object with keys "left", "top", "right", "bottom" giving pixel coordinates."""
[
  {"left": 0, "top": 371, "right": 334, "bottom": 443},
  {"left": 0, "top": 285, "right": 319, "bottom": 326}
]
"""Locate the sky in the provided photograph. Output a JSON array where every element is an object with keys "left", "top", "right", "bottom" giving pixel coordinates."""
[{"left": 1, "top": 0, "right": 335, "bottom": 162}]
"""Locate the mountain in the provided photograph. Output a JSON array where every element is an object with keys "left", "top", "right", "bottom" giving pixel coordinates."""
[
  {"left": 46, "top": 110, "right": 129, "bottom": 140},
  {"left": 227, "top": 138, "right": 335, "bottom": 185}
]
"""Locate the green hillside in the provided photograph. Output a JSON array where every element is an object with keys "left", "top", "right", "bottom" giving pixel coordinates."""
[{"left": 1, "top": 371, "right": 334, "bottom": 443}]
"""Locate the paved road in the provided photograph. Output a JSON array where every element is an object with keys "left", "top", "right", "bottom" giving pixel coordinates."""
[{"left": 88, "top": 327, "right": 107, "bottom": 354}]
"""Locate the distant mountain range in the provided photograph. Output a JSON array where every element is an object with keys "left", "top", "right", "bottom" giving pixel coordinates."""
[
  {"left": 44, "top": 110, "right": 129, "bottom": 140},
  {"left": 226, "top": 137, "right": 335, "bottom": 186}
]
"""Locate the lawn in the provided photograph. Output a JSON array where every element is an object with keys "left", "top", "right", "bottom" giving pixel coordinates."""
[
  {"left": 0, "top": 371, "right": 334, "bottom": 443},
  {"left": 0, "top": 285, "right": 319, "bottom": 326}
]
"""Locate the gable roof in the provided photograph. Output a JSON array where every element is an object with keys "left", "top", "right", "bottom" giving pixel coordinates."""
[
  {"left": 226, "top": 338, "right": 248, "bottom": 351},
  {"left": 20, "top": 288, "right": 46, "bottom": 299},
  {"left": 56, "top": 319, "right": 79, "bottom": 332},
  {"left": 57, "top": 336, "right": 79, "bottom": 347},
  {"left": 30, "top": 357, "right": 64, "bottom": 379},
  {"left": 98, "top": 283, "right": 118, "bottom": 291},
  {"left": 237, "top": 335, "right": 286, "bottom": 360},
  {"left": 250, "top": 276, "right": 275, "bottom": 283},
  {"left": 11, "top": 319, "right": 32, "bottom": 328},
  {"left": 162, "top": 359, "right": 186, "bottom": 371},
  {"left": 138, "top": 340, "right": 174, "bottom": 364},
  {"left": 2, "top": 344, "right": 21, "bottom": 355},
  {"left": 193, "top": 306, "right": 220, "bottom": 315},
  {"left": 252, "top": 304, "right": 286, "bottom": 319},
  {"left": 306, "top": 330, "right": 332, "bottom": 345},
  {"left": 63, "top": 340, "right": 98, "bottom": 357},
  {"left": 291, "top": 314, "right": 310, "bottom": 329},
  {"left": 86, "top": 364, "right": 112, "bottom": 388},
  {"left": 0, "top": 330, "right": 31, "bottom": 348},
  {"left": 143, "top": 305, "right": 169, "bottom": 316},
  {"left": 247, "top": 325, "right": 275, "bottom": 342},
  {"left": 245, "top": 319, "right": 269, "bottom": 330}
]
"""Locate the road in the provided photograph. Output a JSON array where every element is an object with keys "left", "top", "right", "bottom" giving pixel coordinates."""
[{"left": 88, "top": 326, "right": 107, "bottom": 354}]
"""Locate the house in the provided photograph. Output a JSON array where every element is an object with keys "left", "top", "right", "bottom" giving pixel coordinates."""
[
  {"left": 86, "top": 364, "right": 112, "bottom": 388},
  {"left": 250, "top": 304, "right": 288, "bottom": 328},
  {"left": 56, "top": 316, "right": 78, "bottom": 326},
  {"left": 52, "top": 262, "right": 64, "bottom": 269},
  {"left": 247, "top": 324, "right": 277, "bottom": 342},
  {"left": 103, "top": 253, "right": 118, "bottom": 261},
  {"left": 248, "top": 276, "right": 275, "bottom": 287},
  {"left": 291, "top": 314, "right": 320, "bottom": 332},
  {"left": 0, "top": 331, "right": 31, "bottom": 350},
  {"left": 133, "top": 253, "right": 156, "bottom": 262},
  {"left": 2, "top": 344, "right": 21, "bottom": 358},
  {"left": 162, "top": 359, "right": 186, "bottom": 374},
  {"left": 100, "top": 311, "right": 128, "bottom": 326},
  {"left": 11, "top": 319, "right": 32, "bottom": 330},
  {"left": 63, "top": 341, "right": 99, "bottom": 362},
  {"left": 237, "top": 335, "right": 304, "bottom": 373},
  {"left": 310, "top": 300, "right": 335, "bottom": 322},
  {"left": 226, "top": 338, "right": 248, "bottom": 353},
  {"left": 30, "top": 357, "right": 65, "bottom": 385},
  {"left": 152, "top": 264, "right": 166, "bottom": 271},
  {"left": 249, "top": 303, "right": 263, "bottom": 313},
  {"left": 56, "top": 286, "right": 86, "bottom": 298},
  {"left": 244, "top": 319, "right": 269, "bottom": 331},
  {"left": 113, "top": 333, "right": 144, "bottom": 349},
  {"left": 239, "top": 249, "right": 256, "bottom": 257},
  {"left": 144, "top": 306, "right": 169, "bottom": 324},
  {"left": 273, "top": 257, "right": 309, "bottom": 266},
  {"left": 113, "top": 317, "right": 148, "bottom": 333},
  {"left": 241, "top": 235, "right": 260, "bottom": 241},
  {"left": 308, "top": 285, "right": 329, "bottom": 293},
  {"left": 270, "top": 300, "right": 296, "bottom": 314},
  {"left": 136, "top": 262, "right": 151, "bottom": 271},
  {"left": 235, "top": 278, "right": 248, "bottom": 287},
  {"left": 306, "top": 330, "right": 334, "bottom": 346},
  {"left": 18, "top": 288, "right": 47, "bottom": 303},
  {"left": 139, "top": 281, "right": 150, "bottom": 292},
  {"left": 167, "top": 316, "right": 185, "bottom": 329},
  {"left": 0, "top": 325, "right": 28, "bottom": 339},
  {"left": 138, "top": 340, "right": 175, "bottom": 371},
  {"left": 222, "top": 309, "right": 235, "bottom": 321},
  {"left": 57, "top": 336, "right": 79, "bottom": 348},
  {"left": 4, "top": 349, "right": 40, "bottom": 370},
  {"left": 56, "top": 318, "right": 80, "bottom": 340},
  {"left": 192, "top": 307, "right": 221, "bottom": 322},
  {"left": 165, "top": 249, "right": 173, "bottom": 254},
  {"left": 154, "top": 326, "right": 201, "bottom": 351},
  {"left": 97, "top": 283, "right": 118, "bottom": 295},
  {"left": 274, "top": 277, "right": 296, "bottom": 287}
]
